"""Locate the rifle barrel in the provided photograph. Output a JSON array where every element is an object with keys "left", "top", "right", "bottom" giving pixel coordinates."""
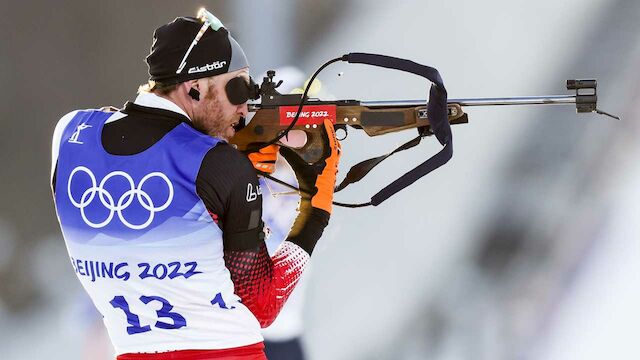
[{"left": 361, "top": 95, "right": 578, "bottom": 108}]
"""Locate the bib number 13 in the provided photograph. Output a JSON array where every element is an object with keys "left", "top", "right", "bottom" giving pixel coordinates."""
[{"left": 110, "top": 295, "right": 186, "bottom": 335}]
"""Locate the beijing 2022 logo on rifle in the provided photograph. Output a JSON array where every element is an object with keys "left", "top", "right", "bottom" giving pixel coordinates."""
[{"left": 67, "top": 166, "right": 173, "bottom": 230}]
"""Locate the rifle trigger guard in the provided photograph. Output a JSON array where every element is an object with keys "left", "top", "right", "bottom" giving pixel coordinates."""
[{"left": 335, "top": 124, "right": 348, "bottom": 141}]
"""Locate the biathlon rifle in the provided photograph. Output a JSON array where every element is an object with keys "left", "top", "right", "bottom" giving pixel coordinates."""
[{"left": 231, "top": 54, "right": 619, "bottom": 207}]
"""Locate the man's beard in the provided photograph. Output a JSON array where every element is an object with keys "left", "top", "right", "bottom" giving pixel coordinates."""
[{"left": 192, "top": 87, "right": 234, "bottom": 140}]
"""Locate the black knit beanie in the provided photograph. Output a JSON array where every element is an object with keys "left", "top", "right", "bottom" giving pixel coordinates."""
[{"left": 145, "top": 16, "right": 249, "bottom": 84}]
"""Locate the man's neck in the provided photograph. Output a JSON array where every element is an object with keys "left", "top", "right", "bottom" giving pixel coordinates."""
[
  {"left": 158, "top": 92, "right": 194, "bottom": 120},
  {"left": 134, "top": 92, "right": 192, "bottom": 121}
]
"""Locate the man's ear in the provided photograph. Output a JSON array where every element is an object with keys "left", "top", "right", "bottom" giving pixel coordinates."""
[
  {"left": 184, "top": 80, "right": 200, "bottom": 101},
  {"left": 188, "top": 88, "right": 200, "bottom": 101}
]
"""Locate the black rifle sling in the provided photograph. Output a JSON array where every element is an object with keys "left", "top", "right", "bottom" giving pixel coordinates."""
[
  {"left": 333, "top": 53, "right": 452, "bottom": 207},
  {"left": 334, "top": 135, "right": 423, "bottom": 193}
]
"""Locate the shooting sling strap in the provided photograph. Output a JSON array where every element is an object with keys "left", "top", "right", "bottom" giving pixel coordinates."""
[{"left": 333, "top": 53, "right": 452, "bottom": 207}]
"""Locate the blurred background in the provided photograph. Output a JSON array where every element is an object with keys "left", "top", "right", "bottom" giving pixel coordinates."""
[{"left": 1, "top": 0, "right": 638, "bottom": 359}]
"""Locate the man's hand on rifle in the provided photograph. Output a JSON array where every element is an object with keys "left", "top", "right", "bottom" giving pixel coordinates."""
[
  {"left": 280, "top": 119, "right": 341, "bottom": 214},
  {"left": 247, "top": 144, "right": 280, "bottom": 174}
]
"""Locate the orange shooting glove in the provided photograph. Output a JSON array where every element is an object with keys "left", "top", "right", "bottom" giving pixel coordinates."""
[
  {"left": 246, "top": 144, "right": 280, "bottom": 174},
  {"left": 280, "top": 119, "right": 341, "bottom": 214}
]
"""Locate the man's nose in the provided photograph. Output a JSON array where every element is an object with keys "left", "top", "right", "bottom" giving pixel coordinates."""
[{"left": 237, "top": 103, "right": 248, "bottom": 117}]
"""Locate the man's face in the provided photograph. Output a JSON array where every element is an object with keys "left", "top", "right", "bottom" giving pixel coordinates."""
[{"left": 191, "top": 68, "right": 249, "bottom": 141}]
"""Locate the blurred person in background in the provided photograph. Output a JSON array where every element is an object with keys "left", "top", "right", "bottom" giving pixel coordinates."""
[{"left": 50, "top": 11, "right": 340, "bottom": 360}]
